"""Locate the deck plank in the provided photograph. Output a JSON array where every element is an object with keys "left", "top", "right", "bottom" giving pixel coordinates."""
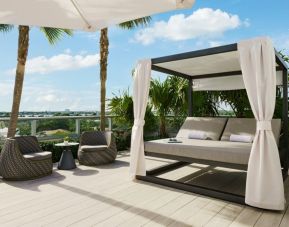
[
  {"left": 279, "top": 206, "right": 289, "bottom": 227},
  {"left": 143, "top": 193, "right": 198, "bottom": 227},
  {"left": 0, "top": 154, "right": 287, "bottom": 227},
  {"left": 254, "top": 210, "right": 285, "bottom": 227},
  {"left": 228, "top": 206, "right": 262, "bottom": 227},
  {"left": 204, "top": 203, "right": 244, "bottom": 227},
  {"left": 185, "top": 199, "right": 228, "bottom": 226}
]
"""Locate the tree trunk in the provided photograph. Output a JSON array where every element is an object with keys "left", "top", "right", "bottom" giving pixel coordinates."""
[
  {"left": 159, "top": 114, "right": 167, "bottom": 138},
  {"left": 99, "top": 28, "right": 109, "bottom": 131},
  {"left": 7, "top": 26, "right": 29, "bottom": 138}
]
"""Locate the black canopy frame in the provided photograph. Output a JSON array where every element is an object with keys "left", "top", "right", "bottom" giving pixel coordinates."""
[{"left": 136, "top": 43, "right": 289, "bottom": 205}]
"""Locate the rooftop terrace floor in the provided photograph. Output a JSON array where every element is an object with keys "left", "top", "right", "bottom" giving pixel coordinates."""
[{"left": 0, "top": 153, "right": 288, "bottom": 227}]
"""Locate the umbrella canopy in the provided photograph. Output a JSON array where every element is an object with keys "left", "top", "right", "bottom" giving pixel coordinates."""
[{"left": 0, "top": 0, "right": 195, "bottom": 31}]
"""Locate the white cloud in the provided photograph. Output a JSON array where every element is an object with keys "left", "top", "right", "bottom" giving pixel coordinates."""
[
  {"left": 21, "top": 84, "right": 100, "bottom": 111},
  {"left": 208, "top": 41, "right": 224, "bottom": 47},
  {"left": 243, "top": 18, "right": 250, "bottom": 27},
  {"left": 36, "top": 94, "right": 59, "bottom": 103},
  {"left": 134, "top": 8, "right": 248, "bottom": 45},
  {"left": 7, "top": 52, "right": 100, "bottom": 75},
  {"left": 64, "top": 48, "right": 71, "bottom": 54},
  {"left": 0, "top": 81, "right": 14, "bottom": 97},
  {"left": 0, "top": 78, "right": 101, "bottom": 111},
  {"left": 85, "top": 32, "right": 99, "bottom": 41}
]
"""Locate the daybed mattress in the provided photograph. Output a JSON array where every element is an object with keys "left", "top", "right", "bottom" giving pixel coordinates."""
[{"left": 145, "top": 138, "right": 252, "bottom": 165}]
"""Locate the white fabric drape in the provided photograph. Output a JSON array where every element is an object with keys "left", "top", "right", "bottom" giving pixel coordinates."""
[
  {"left": 238, "top": 37, "right": 285, "bottom": 210},
  {"left": 129, "top": 59, "right": 152, "bottom": 178},
  {"left": 192, "top": 72, "right": 283, "bottom": 91},
  {"left": 0, "top": 0, "right": 194, "bottom": 31}
]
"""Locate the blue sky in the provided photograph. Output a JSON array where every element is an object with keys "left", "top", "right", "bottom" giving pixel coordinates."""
[{"left": 0, "top": 0, "right": 289, "bottom": 111}]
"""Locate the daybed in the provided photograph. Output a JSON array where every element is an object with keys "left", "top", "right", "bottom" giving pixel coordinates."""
[
  {"left": 131, "top": 38, "right": 289, "bottom": 210},
  {"left": 145, "top": 117, "right": 281, "bottom": 167}
]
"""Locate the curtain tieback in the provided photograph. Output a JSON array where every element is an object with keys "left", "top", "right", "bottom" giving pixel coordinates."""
[
  {"left": 257, "top": 120, "right": 272, "bottom": 131},
  {"left": 134, "top": 119, "right": 145, "bottom": 127}
]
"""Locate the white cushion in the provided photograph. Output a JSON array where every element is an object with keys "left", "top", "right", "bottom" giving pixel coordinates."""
[
  {"left": 188, "top": 130, "right": 207, "bottom": 140},
  {"left": 23, "top": 151, "right": 52, "bottom": 161},
  {"left": 80, "top": 145, "right": 108, "bottom": 152},
  {"left": 230, "top": 134, "right": 253, "bottom": 143}
]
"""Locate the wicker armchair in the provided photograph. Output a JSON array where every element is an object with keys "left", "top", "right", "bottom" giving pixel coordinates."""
[
  {"left": 78, "top": 131, "right": 117, "bottom": 166},
  {"left": 0, "top": 136, "right": 52, "bottom": 180}
]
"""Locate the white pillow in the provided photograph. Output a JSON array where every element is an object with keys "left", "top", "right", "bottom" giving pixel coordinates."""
[
  {"left": 188, "top": 130, "right": 207, "bottom": 140},
  {"left": 229, "top": 134, "right": 254, "bottom": 143}
]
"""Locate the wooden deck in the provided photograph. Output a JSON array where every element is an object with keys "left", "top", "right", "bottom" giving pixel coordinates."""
[{"left": 0, "top": 153, "right": 288, "bottom": 227}]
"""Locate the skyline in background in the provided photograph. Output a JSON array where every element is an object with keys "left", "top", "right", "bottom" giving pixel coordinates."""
[{"left": 0, "top": 0, "right": 288, "bottom": 111}]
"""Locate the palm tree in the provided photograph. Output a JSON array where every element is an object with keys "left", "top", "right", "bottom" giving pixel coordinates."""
[
  {"left": 219, "top": 90, "right": 251, "bottom": 117},
  {"left": 99, "top": 17, "right": 151, "bottom": 131},
  {"left": 149, "top": 78, "right": 173, "bottom": 138},
  {"left": 0, "top": 25, "right": 72, "bottom": 137},
  {"left": 0, "top": 24, "right": 13, "bottom": 32},
  {"left": 167, "top": 76, "right": 188, "bottom": 116},
  {"left": 109, "top": 89, "right": 134, "bottom": 128},
  {"left": 108, "top": 89, "right": 157, "bottom": 133}
]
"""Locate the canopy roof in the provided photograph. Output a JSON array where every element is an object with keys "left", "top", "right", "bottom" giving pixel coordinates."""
[
  {"left": 0, "top": 0, "right": 194, "bottom": 31},
  {"left": 152, "top": 43, "right": 288, "bottom": 91}
]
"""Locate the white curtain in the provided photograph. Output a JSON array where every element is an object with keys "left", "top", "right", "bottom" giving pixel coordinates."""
[
  {"left": 129, "top": 59, "right": 152, "bottom": 178},
  {"left": 238, "top": 37, "right": 285, "bottom": 210}
]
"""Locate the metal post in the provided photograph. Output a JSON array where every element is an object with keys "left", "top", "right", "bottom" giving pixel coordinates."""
[
  {"left": 282, "top": 69, "right": 289, "bottom": 168},
  {"left": 188, "top": 78, "right": 193, "bottom": 117},
  {"left": 31, "top": 120, "right": 37, "bottom": 136},
  {"left": 75, "top": 119, "right": 81, "bottom": 135},
  {"left": 108, "top": 117, "right": 112, "bottom": 131}
]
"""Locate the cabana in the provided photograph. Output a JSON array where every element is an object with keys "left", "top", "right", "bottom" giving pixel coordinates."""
[{"left": 130, "top": 37, "right": 289, "bottom": 210}]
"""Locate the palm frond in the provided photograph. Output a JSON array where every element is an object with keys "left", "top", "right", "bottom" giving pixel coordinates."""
[
  {"left": 118, "top": 17, "right": 151, "bottom": 29},
  {"left": 40, "top": 27, "right": 73, "bottom": 45},
  {"left": 0, "top": 24, "right": 14, "bottom": 33},
  {"left": 149, "top": 78, "right": 172, "bottom": 116},
  {"left": 278, "top": 50, "right": 289, "bottom": 63}
]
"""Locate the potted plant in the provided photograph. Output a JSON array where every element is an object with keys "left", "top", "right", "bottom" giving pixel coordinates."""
[{"left": 64, "top": 136, "right": 69, "bottom": 145}]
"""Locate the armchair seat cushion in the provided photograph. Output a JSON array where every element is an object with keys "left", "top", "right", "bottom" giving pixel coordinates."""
[
  {"left": 23, "top": 151, "right": 52, "bottom": 161},
  {"left": 80, "top": 145, "right": 108, "bottom": 152}
]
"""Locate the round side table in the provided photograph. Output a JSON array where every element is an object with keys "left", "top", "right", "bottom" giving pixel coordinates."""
[{"left": 55, "top": 142, "right": 79, "bottom": 170}]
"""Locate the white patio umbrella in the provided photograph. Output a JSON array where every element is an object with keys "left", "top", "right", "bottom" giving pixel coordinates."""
[{"left": 0, "top": 0, "right": 195, "bottom": 31}]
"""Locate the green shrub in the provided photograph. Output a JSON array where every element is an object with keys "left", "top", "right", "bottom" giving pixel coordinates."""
[
  {"left": 37, "top": 119, "right": 74, "bottom": 132},
  {"left": 17, "top": 121, "right": 31, "bottom": 135},
  {"left": 108, "top": 90, "right": 157, "bottom": 134},
  {"left": 0, "top": 130, "right": 129, "bottom": 162},
  {"left": 80, "top": 119, "right": 100, "bottom": 132},
  {"left": 113, "top": 130, "right": 131, "bottom": 151},
  {"left": 39, "top": 140, "right": 78, "bottom": 163}
]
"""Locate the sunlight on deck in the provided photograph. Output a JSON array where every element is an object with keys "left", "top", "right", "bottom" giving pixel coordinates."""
[{"left": 0, "top": 153, "right": 288, "bottom": 227}]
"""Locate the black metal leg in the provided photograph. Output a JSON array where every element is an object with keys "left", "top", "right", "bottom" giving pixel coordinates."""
[{"left": 58, "top": 148, "right": 76, "bottom": 170}]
